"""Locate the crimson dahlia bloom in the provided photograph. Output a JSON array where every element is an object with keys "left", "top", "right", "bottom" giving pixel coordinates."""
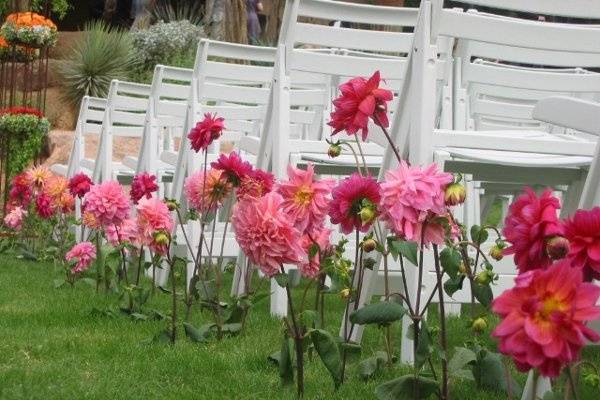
[
  {"left": 211, "top": 152, "right": 252, "bottom": 186},
  {"left": 492, "top": 261, "right": 600, "bottom": 377},
  {"left": 188, "top": 113, "right": 225, "bottom": 152},
  {"left": 328, "top": 173, "right": 381, "bottom": 235},
  {"left": 35, "top": 192, "right": 55, "bottom": 219},
  {"left": 9, "top": 172, "right": 32, "bottom": 207},
  {"left": 130, "top": 173, "right": 158, "bottom": 204},
  {"left": 328, "top": 71, "right": 393, "bottom": 141},
  {"left": 502, "top": 188, "right": 564, "bottom": 273},
  {"left": 232, "top": 192, "right": 304, "bottom": 277},
  {"left": 564, "top": 207, "right": 600, "bottom": 281},
  {"left": 68, "top": 173, "right": 92, "bottom": 199}
]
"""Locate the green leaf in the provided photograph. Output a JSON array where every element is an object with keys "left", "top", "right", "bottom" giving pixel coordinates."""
[
  {"left": 444, "top": 275, "right": 465, "bottom": 297},
  {"left": 389, "top": 239, "right": 418, "bottom": 266},
  {"left": 472, "top": 283, "right": 493, "bottom": 307},
  {"left": 131, "top": 313, "right": 149, "bottom": 321},
  {"left": 349, "top": 301, "right": 406, "bottom": 326},
  {"left": 221, "top": 323, "right": 242, "bottom": 334},
  {"left": 414, "top": 321, "right": 433, "bottom": 370},
  {"left": 440, "top": 248, "right": 461, "bottom": 279},
  {"left": 311, "top": 329, "right": 343, "bottom": 389},
  {"left": 274, "top": 273, "right": 289, "bottom": 288},
  {"left": 543, "top": 392, "right": 562, "bottom": 400},
  {"left": 448, "top": 347, "right": 477, "bottom": 380},
  {"left": 375, "top": 375, "right": 440, "bottom": 400},
  {"left": 81, "top": 277, "right": 97, "bottom": 287},
  {"left": 53, "top": 279, "right": 66, "bottom": 289},
  {"left": 470, "top": 225, "right": 489, "bottom": 244},
  {"left": 473, "top": 351, "right": 521, "bottom": 396},
  {"left": 308, "top": 243, "right": 319, "bottom": 259},
  {"left": 358, "top": 351, "right": 388, "bottom": 380},
  {"left": 196, "top": 279, "right": 217, "bottom": 301},
  {"left": 183, "top": 322, "right": 215, "bottom": 343},
  {"left": 151, "top": 329, "right": 171, "bottom": 344},
  {"left": 279, "top": 334, "right": 294, "bottom": 386}
]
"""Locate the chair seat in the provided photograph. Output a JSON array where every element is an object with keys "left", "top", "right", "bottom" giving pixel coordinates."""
[{"left": 445, "top": 147, "right": 592, "bottom": 167}]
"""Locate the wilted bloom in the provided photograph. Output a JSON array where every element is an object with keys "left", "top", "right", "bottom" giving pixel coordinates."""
[
  {"left": 362, "top": 238, "right": 377, "bottom": 253},
  {"left": 472, "top": 317, "right": 488, "bottom": 333},
  {"left": 35, "top": 192, "right": 55, "bottom": 219},
  {"left": 329, "top": 173, "right": 381, "bottom": 234},
  {"left": 188, "top": 113, "right": 225, "bottom": 152},
  {"left": 68, "top": 173, "right": 92, "bottom": 198},
  {"left": 564, "top": 207, "right": 600, "bottom": 281},
  {"left": 328, "top": 143, "right": 342, "bottom": 158},
  {"left": 380, "top": 161, "right": 453, "bottom": 245},
  {"left": 328, "top": 71, "right": 393, "bottom": 141},
  {"left": 278, "top": 164, "right": 334, "bottom": 234},
  {"left": 65, "top": 242, "right": 97, "bottom": 274},
  {"left": 130, "top": 173, "right": 158, "bottom": 204},
  {"left": 83, "top": 181, "right": 130, "bottom": 227},
  {"left": 105, "top": 218, "right": 139, "bottom": 247},
  {"left": 489, "top": 243, "right": 505, "bottom": 261},
  {"left": 545, "top": 236, "right": 570, "bottom": 261},
  {"left": 26, "top": 165, "right": 51, "bottom": 189},
  {"left": 136, "top": 197, "right": 174, "bottom": 255},
  {"left": 444, "top": 182, "right": 466, "bottom": 206},
  {"left": 4, "top": 206, "right": 26, "bottom": 230},
  {"left": 9, "top": 172, "right": 32, "bottom": 207},
  {"left": 184, "top": 168, "right": 232, "bottom": 212},
  {"left": 237, "top": 168, "right": 274, "bottom": 200},
  {"left": 232, "top": 192, "right": 304, "bottom": 277},
  {"left": 211, "top": 152, "right": 252, "bottom": 186},
  {"left": 502, "top": 188, "right": 563, "bottom": 273},
  {"left": 492, "top": 262, "right": 600, "bottom": 377},
  {"left": 299, "top": 227, "right": 332, "bottom": 279}
]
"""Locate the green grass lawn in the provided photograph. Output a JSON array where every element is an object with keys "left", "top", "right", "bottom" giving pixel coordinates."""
[{"left": 1, "top": 256, "right": 599, "bottom": 399}]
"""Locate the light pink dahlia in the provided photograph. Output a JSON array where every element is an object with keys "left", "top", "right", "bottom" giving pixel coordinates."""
[
  {"left": 82, "top": 181, "right": 130, "bottom": 227},
  {"left": 105, "top": 218, "right": 139, "bottom": 247},
  {"left": 380, "top": 161, "right": 453, "bottom": 245},
  {"left": 492, "top": 261, "right": 600, "bottom": 377},
  {"left": 232, "top": 192, "right": 304, "bottom": 277},
  {"left": 184, "top": 168, "right": 232, "bottom": 212},
  {"left": 65, "top": 242, "right": 97, "bottom": 274},
  {"left": 277, "top": 164, "right": 334, "bottom": 234},
  {"left": 136, "top": 197, "right": 174, "bottom": 255},
  {"left": 4, "top": 206, "right": 27, "bottom": 231}
]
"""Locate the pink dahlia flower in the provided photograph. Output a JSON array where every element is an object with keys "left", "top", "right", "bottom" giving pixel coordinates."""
[
  {"left": 328, "top": 71, "right": 393, "bottom": 141},
  {"left": 237, "top": 168, "right": 275, "bottom": 200},
  {"left": 380, "top": 161, "right": 453, "bottom": 246},
  {"left": 564, "top": 207, "right": 600, "bottom": 281},
  {"left": 232, "top": 192, "right": 304, "bottom": 277},
  {"left": 9, "top": 172, "right": 32, "bottom": 207},
  {"left": 277, "top": 164, "right": 335, "bottom": 234},
  {"left": 188, "top": 113, "right": 225, "bottom": 152},
  {"left": 83, "top": 181, "right": 130, "bottom": 227},
  {"left": 492, "top": 261, "right": 600, "bottom": 377},
  {"left": 328, "top": 173, "right": 381, "bottom": 235},
  {"left": 184, "top": 168, "right": 232, "bottom": 212},
  {"left": 299, "top": 227, "right": 332, "bottom": 279},
  {"left": 136, "top": 197, "right": 174, "bottom": 255},
  {"left": 211, "top": 152, "right": 252, "bottom": 186},
  {"left": 130, "top": 173, "right": 158, "bottom": 204},
  {"left": 35, "top": 192, "right": 55, "bottom": 219},
  {"left": 4, "top": 206, "right": 27, "bottom": 230},
  {"left": 66, "top": 242, "right": 97, "bottom": 274},
  {"left": 105, "top": 218, "right": 139, "bottom": 247},
  {"left": 502, "top": 188, "right": 564, "bottom": 273},
  {"left": 68, "top": 173, "right": 93, "bottom": 198}
]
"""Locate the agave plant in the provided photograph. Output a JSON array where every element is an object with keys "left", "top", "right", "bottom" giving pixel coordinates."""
[
  {"left": 57, "top": 20, "right": 137, "bottom": 107},
  {"left": 151, "top": 0, "right": 205, "bottom": 26}
]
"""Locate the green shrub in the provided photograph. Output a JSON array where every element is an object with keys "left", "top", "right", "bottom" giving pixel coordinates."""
[
  {"left": 57, "top": 20, "right": 137, "bottom": 107},
  {"left": 0, "top": 110, "right": 50, "bottom": 176}
]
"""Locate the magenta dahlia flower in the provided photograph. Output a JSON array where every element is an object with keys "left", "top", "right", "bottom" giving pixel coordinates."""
[
  {"left": 35, "top": 192, "right": 55, "bottom": 219},
  {"left": 66, "top": 242, "right": 97, "bottom": 274},
  {"left": 492, "top": 261, "right": 600, "bottom": 377},
  {"left": 211, "top": 152, "right": 252, "bottom": 186},
  {"left": 564, "top": 207, "right": 600, "bottom": 281},
  {"left": 83, "top": 181, "right": 130, "bottom": 227},
  {"left": 9, "top": 172, "right": 32, "bottom": 207},
  {"left": 105, "top": 218, "right": 140, "bottom": 247},
  {"left": 277, "top": 164, "right": 334, "bottom": 234},
  {"left": 328, "top": 173, "right": 381, "bottom": 234},
  {"left": 502, "top": 188, "right": 564, "bottom": 273},
  {"left": 328, "top": 71, "right": 393, "bottom": 141},
  {"left": 380, "top": 161, "right": 453, "bottom": 245},
  {"left": 232, "top": 192, "right": 304, "bottom": 277},
  {"left": 237, "top": 168, "right": 275, "bottom": 200},
  {"left": 188, "top": 113, "right": 225, "bottom": 152},
  {"left": 130, "top": 173, "right": 158, "bottom": 204},
  {"left": 136, "top": 197, "right": 174, "bottom": 255},
  {"left": 68, "top": 173, "right": 93, "bottom": 199}
]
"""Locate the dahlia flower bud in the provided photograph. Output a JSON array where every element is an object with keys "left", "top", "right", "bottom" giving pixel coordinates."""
[
  {"left": 153, "top": 231, "right": 170, "bottom": 246},
  {"left": 361, "top": 238, "right": 377, "bottom": 253},
  {"left": 459, "top": 262, "right": 468, "bottom": 275},
  {"left": 359, "top": 206, "right": 376, "bottom": 225},
  {"left": 475, "top": 270, "right": 494, "bottom": 285},
  {"left": 165, "top": 199, "right": 179, "bottom": 211},
  {"left": 472, "top": 317, "right": 487, "bottom": 333},
  {"left": 340, "top": 288, "right": 351, "bottom": 299},
  {"left": 545, "top": 236, "right": 570, "bottom": 260},
  {"left": 444, "top": 183, "right": 466, "bottom": 206},
  {"left": 489, "top": 244, "right": 504, "bottom": 261},
  {"left": 328, "top": 143, "right": 342, "bottom": 158}
]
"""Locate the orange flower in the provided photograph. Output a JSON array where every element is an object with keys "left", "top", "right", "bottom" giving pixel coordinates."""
[{"left": 6, "top": 12, "right": 56, "bottom": 30}]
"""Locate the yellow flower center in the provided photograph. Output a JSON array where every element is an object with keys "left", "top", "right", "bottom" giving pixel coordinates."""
[
  {"left": 539, "top": 296, "right": 565, "bottom": 320},
  {"left": 294, "top": 186, "right": 313, "bottom": 206}
]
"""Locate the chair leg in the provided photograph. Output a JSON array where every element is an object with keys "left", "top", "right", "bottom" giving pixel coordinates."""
[{"left": 521, "top": 372, "right": 552, "bottom": 400}]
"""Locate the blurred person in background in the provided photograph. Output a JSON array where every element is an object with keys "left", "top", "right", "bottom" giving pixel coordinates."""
[{"left": 246, "top": 0, "right": 263, "bottom": 44}]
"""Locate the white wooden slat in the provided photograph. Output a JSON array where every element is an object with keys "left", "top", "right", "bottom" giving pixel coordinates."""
[
  {"left": 160, "top": 150, "right": 178, "bottom": 166},
  {"left": 112, "top": 96, "right": 149, "bottom": 111},
  {"left": 533, "top": 97, "right": 600, "bottom": 136},
  {"left": 204, "top": 39, "right": 276, "bottom": 63},
  {"left": 82, "top": 123, "right": 102, "bottom": 135},
  {"left": 288, "top": 139, "right": 384, "bottom": 156},
  {"left": 160, "top": 65, "right": 193, "bottom": 82},
  {"left": 289, "top": 89, "right": 327, "bottom": 106},
  {"left": 87, "top": 97, "right": 107, "bottom": 108},
  {"left": 204, "top": 61, "right": 274, "bottom": 83},
  {"left": 114, "top": 81, "right": 151, "bottom": 97},
  {"left": 200, "top": 105, "right": 265, "bottom": 121},
  {"left": 471, "top": 98, "right": 533, "bottom": 120},
  {"left": 290, "top": 109, "right": 317, "bottom": 125},
  {"left": 111, "top": 110, "right": 146, "bottom": 126},
  {"left": 85, "top": 110, "right": 105, "bottom": 121},
  {"left": 158, "top": 83, "right": 191, "bottom": 100},
  {"left": 223, "top": 121, "right": 256, "bottom": 134},
  {"left": 298, "top": 0, "right": 419, "bottom": 27},
  {"left": 80, "top": 159, "right": 95, "bottom": 171},
  {"left": 451, "top": 0, "right": 600, "bottom": 19},
  {"left": 468, "top": 83, "right": 572, "bottom": 102},
  {"left": 156, "top": 101, "right": 187, "bottom": 118},
  {"left": 201, "top": 83, "right": 270, "bottom": 104},
  {"left": 295, "top": 22, "right": 413, "bottom": 53},
  {"left": 111, "top": 126, "right": 144, "bottom": 137}
]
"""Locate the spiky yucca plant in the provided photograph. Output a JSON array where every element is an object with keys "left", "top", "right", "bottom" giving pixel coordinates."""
[
  {"left": 57, "top": 20, "right": 137, "bottom": 107},
  {"left": 151, "top": 0, "right": 205, "bottom": 26}
]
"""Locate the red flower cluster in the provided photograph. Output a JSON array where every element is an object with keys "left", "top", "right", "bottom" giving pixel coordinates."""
[
  {"left": 130, "top": 173, "right": 158, "bottom": 204},
  {"left": 0, "top": 106, "right": 43, "bottom": 118},
  {"left": 68, "top": 173, "right": 92, "bottom": 199}
]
